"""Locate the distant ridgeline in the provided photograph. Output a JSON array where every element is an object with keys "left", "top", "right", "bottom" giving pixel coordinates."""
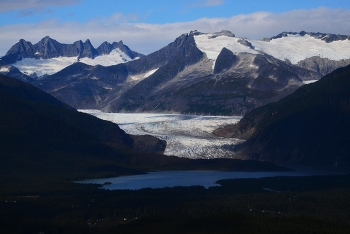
[
  {"left": 1, "top": 36, "right": 143, "bottom": 63},
  {"left": 261, "top": 31, "right": 350, "bottom": 43}
]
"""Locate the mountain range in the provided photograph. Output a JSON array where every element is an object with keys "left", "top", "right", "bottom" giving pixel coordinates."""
[
  {"left": 1, "top": 30, "right": 350, "bottom": 116},
  {"left": 215, "top": 64, "right": 350, "bottom": 167},
  {"left": 0, "top": 36, "right": 143, "bottom": 78}
]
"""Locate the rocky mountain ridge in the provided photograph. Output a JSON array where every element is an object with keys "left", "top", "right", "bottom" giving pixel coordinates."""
[
  {"left": 261, "top": 31, "right": 350, "bottom": 43},
  {"left": 1, "top": 36, "right": 143, "bottom": 64}
]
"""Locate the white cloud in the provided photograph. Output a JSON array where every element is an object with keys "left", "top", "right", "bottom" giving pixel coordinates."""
[
  {"left": 0, "top": 7, "right": 349, "bottom": 56},
  {"left": 0, "top": 0, "right": 80, "bottom": 12}
]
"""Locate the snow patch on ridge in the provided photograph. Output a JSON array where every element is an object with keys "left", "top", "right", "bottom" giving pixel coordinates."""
[
  {"left": 144, "top": 68, "right": 159, "bottom": 78},
  {"left": 303, "top": 80, "right": 318, "bottom": 84},
  {"left": 130, "top": 68, "right": 159, "bottom": 81},
  {"left": 0, "top": 66, "right": 10, "bottom": 73}
]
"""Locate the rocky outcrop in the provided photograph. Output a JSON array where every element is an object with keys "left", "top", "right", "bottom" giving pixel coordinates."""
[
  {"left": 237, "top": 38, "right": 254, "bottom": 49},
  {"left": 130, "top": 135, "right": 167, "bottom": 154},
  {"left": 213, "top": 48, "right": 237, "bottom": 74},
  {"left": 209, "top": 30, "right": 235, "bottom": 38}
]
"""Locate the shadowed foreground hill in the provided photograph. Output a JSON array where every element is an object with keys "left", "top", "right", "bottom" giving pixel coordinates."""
[
  {"left": 0, "top": 74, "right": 168, "bottom": 179},
  {"left": 215, "top": 65, "right": 350, "bottom": 166}
]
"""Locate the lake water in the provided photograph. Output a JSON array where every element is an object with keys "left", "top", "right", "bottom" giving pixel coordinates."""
[{"left": 76, "top": 169, "right": 340, "bottom": 190}]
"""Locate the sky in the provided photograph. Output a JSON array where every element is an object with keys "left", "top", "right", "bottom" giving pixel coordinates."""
[{"left": 0, "top": 0, "right": 350, "bottom": 56}]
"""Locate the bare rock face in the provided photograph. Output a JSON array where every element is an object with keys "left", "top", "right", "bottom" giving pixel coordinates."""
[
  {"left": 209, "top": 30, "right": 235, "bottom": 38},
  {"left": 237, "top": 38, "right": 254, "bottom": 49},
  {"left": 297, "top": 56, "right": 350, "bottom": 76},
  {"left": 214, "top": 48, "right": 237, "bottom": 74}
]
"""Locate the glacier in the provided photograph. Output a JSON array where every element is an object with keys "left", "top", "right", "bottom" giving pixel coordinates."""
[{"left": 79, "top": 110, "right": 243, "bottom": 159}]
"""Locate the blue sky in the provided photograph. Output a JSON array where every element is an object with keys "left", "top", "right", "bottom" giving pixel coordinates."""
[{"left": 0, "top": 0, "right": 350, "bottom": 55}]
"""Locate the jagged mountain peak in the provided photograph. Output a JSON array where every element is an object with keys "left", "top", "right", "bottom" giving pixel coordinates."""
[
  {"left": 84, "top": 39, "right": 93, "bottom": 44},
  {"left": 1, "top": 37, "right": 144, "bottom": 76},
  {"left": 41, "top": 35, "right": 52, "bottom": 41},
  {"left": 4, "top": 37, "right": 143, "bottom": 61}
]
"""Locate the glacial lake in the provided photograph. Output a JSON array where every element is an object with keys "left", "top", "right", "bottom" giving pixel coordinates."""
[{"left": 76, "top": 169, "right": 341, "bottom": 190}]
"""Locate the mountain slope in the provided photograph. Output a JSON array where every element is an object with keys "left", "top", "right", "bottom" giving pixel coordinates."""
[
  {"left": 105, "top": 41, "right": 319, "bottom": 114},
  {"left": 215, "top": 65, "right": 350, "bottom": 166},
  {"left": 0, "top": 74, "right": 167, "bottom": 178}
]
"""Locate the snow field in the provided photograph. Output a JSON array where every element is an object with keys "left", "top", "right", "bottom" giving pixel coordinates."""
[
  {"left": 79, "top": 110, "right": 243, "bottom": 159},
  {"left": 250, "top": 34, "right": 350, "bottom": 64},
  {"left": 194, "top": 33, "right": 350, "bottom": 67}
]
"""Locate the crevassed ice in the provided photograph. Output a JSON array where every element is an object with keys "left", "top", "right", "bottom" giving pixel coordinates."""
[{"left": 79, "top": 110, "right": 243, "bottom": 159}]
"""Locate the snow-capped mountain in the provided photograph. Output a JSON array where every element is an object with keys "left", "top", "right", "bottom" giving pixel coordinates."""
[
  {"left": 194, "top": 30, "right": 350, "bottom": 75},
  {"left": 2, "top": 30, "right": 350, "bottom": 115},
  {"left": 0, "top": 36, "right": 143, "bottom": 78}
]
